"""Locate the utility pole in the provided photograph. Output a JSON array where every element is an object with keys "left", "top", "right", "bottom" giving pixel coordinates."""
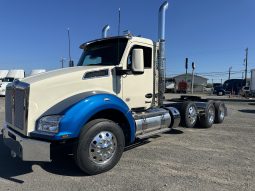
[
  {"left": 228, "top": 66, "right": 232, "bottom": 80},
  {"left": 191, "top": 62, "right": 195, "bottom": 94},
  {"left": 60, "top": 57, "right": 66, "bottom": 68},
  {"left": 244, "top": 48, "right": 248, "bottom": 86}
]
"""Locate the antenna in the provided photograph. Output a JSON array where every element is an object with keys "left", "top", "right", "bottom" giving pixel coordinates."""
[
  {"left": 67, "top": 28, "right": 74, "bottom": 67},
  {"left": 118, "top": 8, "right": 121, "bottom": 35}
]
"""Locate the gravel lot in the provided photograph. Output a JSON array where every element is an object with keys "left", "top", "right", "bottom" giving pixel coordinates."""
[{"left": 0, "top": 96, "right": 255, "bottom": 191}]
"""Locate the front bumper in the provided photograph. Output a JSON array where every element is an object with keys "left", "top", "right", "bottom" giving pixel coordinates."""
[{"left": 2, "top": 124, "right": 51, "bottom": 162}]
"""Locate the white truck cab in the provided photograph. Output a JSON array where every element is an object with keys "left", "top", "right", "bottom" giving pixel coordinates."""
[
  {"left": 0, "top": 69, "right": 25, "bottom": 96},
  {"left": 0, "top": 70, "right": 9, "bottom": 82}
]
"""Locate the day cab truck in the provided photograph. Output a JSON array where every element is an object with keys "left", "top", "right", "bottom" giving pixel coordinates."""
[
  {"left": 0, "top": 70, "right": 9, "bottom": 82},
  {"left": 0, "top": 69, "right": 25, "bottom": 96},
  {"left": 2, "top": 1, "right": 227, "bottom": 175}
]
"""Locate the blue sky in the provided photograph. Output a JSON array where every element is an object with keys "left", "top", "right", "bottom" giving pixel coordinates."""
[{"left": 0, "top": 0, "right": 254, "bottom": 82}]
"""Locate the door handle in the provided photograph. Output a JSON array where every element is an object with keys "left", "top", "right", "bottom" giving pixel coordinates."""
[{"left": 145, "top": 93, "right": 153, "bottom": 98}]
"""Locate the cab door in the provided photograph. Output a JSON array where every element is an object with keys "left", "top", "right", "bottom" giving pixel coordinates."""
[{"left": 121, "top": 43, "right": 154, "bottom": 110}]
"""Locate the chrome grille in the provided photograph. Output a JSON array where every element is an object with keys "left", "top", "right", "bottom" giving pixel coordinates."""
[
  {"left": 5, "top": 87, "right": 13, "bottom": 124},
  {"left": 5, "top": 81, "right": 29, "bottom": 133}
]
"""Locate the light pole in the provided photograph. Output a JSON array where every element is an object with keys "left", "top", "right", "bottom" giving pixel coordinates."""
[
  {"left": 228, "top": 66, "right": 232, "bottom": 80},
  {"left": 191, "top": 62, "right": 195, "bottom": 94},
  {"left": 244, "top": 48, "right": 248, "bottom": 86}
]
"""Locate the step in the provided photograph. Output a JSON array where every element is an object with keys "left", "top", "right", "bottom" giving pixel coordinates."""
[{"left": 137, "top": 128, "right": 171, "bottom": 140}]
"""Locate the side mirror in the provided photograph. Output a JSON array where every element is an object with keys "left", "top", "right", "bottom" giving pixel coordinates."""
[{"left": 132, "top": 49, "right": 144, "bottom": 74}]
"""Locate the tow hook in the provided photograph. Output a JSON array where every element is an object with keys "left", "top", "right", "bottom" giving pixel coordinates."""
[{"left": 11, "top": 150, "right": 17, "bottom": 158}]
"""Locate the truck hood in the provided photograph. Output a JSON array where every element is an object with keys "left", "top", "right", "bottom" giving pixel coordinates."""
[
  {"left": 20, "top": 65, "right": 118, "bottom": 134},
  {"left": 22, "top": 66, "right": 110, "bottom": 84}
]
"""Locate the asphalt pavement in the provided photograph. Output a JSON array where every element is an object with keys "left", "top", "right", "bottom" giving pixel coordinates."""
[{"left": 0, "top": 97, "right": 254, "bottom": 191}]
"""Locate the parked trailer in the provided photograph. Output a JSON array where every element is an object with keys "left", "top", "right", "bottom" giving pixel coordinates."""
[
  {"left": 2, "top": 1, "right": 227, "bottom": 175},
  {"left": 250, "top": 69, "right": 255, "bottom": 96}
]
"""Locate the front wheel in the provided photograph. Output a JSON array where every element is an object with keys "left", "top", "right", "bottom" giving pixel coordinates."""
[{"left": 75, "top": 119, "right": 125, "bottom": 175}]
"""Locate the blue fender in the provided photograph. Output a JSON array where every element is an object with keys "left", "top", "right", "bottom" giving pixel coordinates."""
[{"left": 53, "top": 93, "right": 136, "bottom": 143}]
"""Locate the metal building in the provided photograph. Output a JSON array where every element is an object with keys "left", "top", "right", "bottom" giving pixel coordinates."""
[{"left": 170, "top": 73, "right": 208, "bottom": 92}]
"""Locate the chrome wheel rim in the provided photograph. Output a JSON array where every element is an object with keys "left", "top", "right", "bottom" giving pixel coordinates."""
[
  {"left": 188, "top": 106, "right": 197, "bottom": 125},
  {"left": 89, "top": 131, "right": 117, "bottom": 164},
  {"left": 208, "top": 106, "right": 215, "bottom": 124}
]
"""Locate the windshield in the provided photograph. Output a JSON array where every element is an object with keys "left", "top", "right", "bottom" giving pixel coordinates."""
[
  {"left": 78, "top": 38, "right": 128, "bottom": 66},
  {"left": 2, "top": 77, "right": 14, "bottom": 82}
]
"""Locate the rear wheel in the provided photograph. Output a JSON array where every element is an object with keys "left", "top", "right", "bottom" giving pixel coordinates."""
[
  {"left": 180, "top": 101, "right": 198, "bottom": 128},
  {"left": 198, "top": 101, "right": 215, "bottom": 128},
  {"left": 75, "top": 119, "right": 125, "bottom": 175},
  {"left": 214, "top": 101, "right": 225, "bottom": 123}
]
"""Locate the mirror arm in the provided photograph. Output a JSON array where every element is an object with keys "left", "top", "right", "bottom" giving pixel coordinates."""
[
  {"left": 115, "top": 67, "right": 130, "bottom": 75},
  {"left": 132, "top": 71, "right": 144, "bottom": 75}
]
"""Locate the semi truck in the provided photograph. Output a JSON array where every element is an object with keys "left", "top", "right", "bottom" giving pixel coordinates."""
[
  {"left": 0, "top": 70, "right": 9, "bottom": 82},
  {"left": 2, "top": 1, "right": 227, "bottom": 175},
  {"left": 0, "top": 69, "right": 25, "bottom": 96}
]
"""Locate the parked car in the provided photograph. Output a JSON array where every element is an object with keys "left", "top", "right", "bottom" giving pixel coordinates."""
[
  {"left": 213, "top": 85, "right": 226, "bottom": 96},
  {"left": 240, "top": 86, "right": 250, "bottom": 97}
]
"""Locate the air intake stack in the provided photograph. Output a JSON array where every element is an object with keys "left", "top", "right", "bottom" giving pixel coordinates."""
[
  {"left": 102, "top": 25, "right": 110, "bottom": 38},
  {"left": 158, "top": 1, "right": 169, "bottom": 107}
]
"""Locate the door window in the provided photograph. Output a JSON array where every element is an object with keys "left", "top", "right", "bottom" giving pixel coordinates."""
[{"left": 127, "top": 45, "right": 152, "bottom": 70}]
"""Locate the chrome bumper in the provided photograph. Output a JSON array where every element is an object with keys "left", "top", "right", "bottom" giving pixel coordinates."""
[{"left": 2, "top": 124, "right": 51, "bottom": 162}]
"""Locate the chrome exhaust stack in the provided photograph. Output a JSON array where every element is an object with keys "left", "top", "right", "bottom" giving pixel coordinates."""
[
  {"left": 102, "top": 24, "right": 110, "bottom": 38},
  {"left": 158, "top": 1, "right": 169, "bottom": 107}
]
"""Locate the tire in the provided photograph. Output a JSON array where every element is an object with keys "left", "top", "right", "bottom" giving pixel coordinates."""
[
  {"left": 180, "top": 101, "right": 198, "bottom": 128},
  {"left": 214, "top": 101, "right": 225, "bottom": 123},
  {"left": 75, "top": 119, "right": 125, "bottom": 175},
  {"left": 198, "top": 101, "right": 215, "bottom": 128}
]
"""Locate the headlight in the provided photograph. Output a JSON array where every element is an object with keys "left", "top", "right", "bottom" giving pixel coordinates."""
[{"left": 37, "top": 115, "right": 63, "bottom": 133}]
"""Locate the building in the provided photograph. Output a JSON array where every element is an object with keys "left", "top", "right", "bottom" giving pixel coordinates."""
[{"left": 169, "top": 73, "right": 208, "bottom": 92}]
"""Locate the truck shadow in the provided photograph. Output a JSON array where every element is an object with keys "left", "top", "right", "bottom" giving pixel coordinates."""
[
  {"left": 0, "top": 129, "right": 184, "bottom": 179},
  {"left": 165, "top": 128, "right": 183, "bottom": 134},
  {"left": 0, "top": 134, "right": 33, "bottom": 184},
  {"left": 0, "top": 133, "right": 86, "bottom": 181},
  {"left": 239, "top": 109, "right": 255, "bottom": 114},
  {"left": 40, "top": 153, "right": 86, "bottom": 176}
]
